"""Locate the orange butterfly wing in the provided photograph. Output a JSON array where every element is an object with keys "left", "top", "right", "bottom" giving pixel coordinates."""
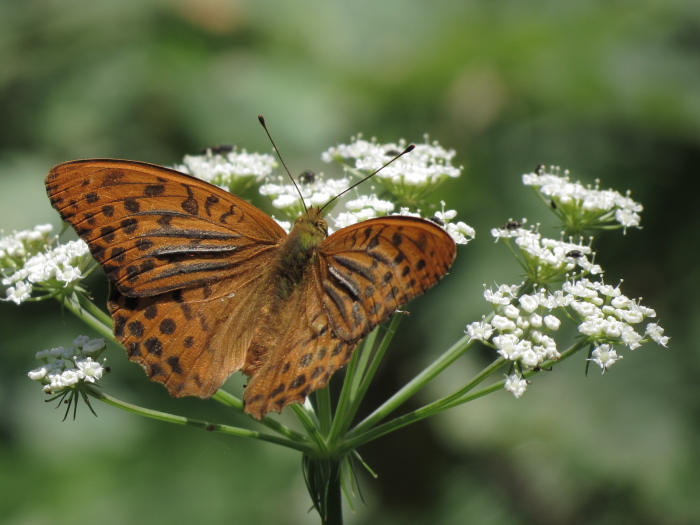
[
  {"left": 242, "top": 216, "right": 456, "bottom": 418},
  {"left": 318, "top": 216, "right": 456, "bottom": 340},
  {"left": 46, "top": 159, "right": 286, "bottom": 397}
]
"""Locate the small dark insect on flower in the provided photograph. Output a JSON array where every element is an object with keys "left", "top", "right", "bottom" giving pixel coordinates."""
[
  {"left": 384, "top": 149, "right": 402, "bottom": 157},
  {"left": 566, "top": 250, "right": 583, "bottom": 258},
  {"left": 105, "top": 367, "right": 112, "bottom": 373},
  {"left": 298, "top": 170, "right": 316, "bottom": 185},
  {"left": 428, "top": 216, "right": 445, "bottom": 227},
  {"left": 503, "top": 220, "right": 523, "bottom": 230},
  {"left": 200, "top": 144, "right": 234, "bottom": 155},
  {"left": 535, "top": 164, "right": 546, "bottom": 175}
]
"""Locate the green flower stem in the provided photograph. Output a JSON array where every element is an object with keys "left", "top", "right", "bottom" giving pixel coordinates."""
[
  {"left": 88, "top": 388, "right": 313, "bottom": 453},
  {"left": 291, "top": 403, "right": 328, "bottom": 452},
  {"left": 211, "top": 389, "right": 307, "bottom": 443},
  {"left": 316, "top": 385, "right": 333, "bottom": 436},
  {"left": 347, "top": 331, "right": 477, "bottom": 441},
  {"left": 339, "top": 357, "right": 507, "bottom": 452},
  {"left": 328, "top": 316, "right": 401, "bottom": 445},
  {"left": 354, "top": 315, "right": 401, "bottom": 407},
  {"left": 327, "top": 339, "right": 364, "bottom": 442},
  {"left": 62, "top": 294, "right": 114, "bottom": 341},
  {"left": 78, "top": 294, "right": 113, "bottom": 328}
]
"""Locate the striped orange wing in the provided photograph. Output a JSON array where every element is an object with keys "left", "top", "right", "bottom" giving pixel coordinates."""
[{"left": 318, "top": 216, "right": 456, "bottom": 340}]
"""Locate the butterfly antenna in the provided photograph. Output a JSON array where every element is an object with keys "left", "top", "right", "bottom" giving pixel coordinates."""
[
  {"left": 320, "top": 144, "right": 415, "bottom": 213},
  {"left": 258, "top": 115, "right": 307, "bottom": 213}
]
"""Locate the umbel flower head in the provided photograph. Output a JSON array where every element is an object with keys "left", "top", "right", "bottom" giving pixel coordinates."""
[
  {"left": 491, "top": 222, "right": 601, "bottom": 286},
  {"left": 523, "top": 165, "right": 643, "bottom": 234},
  {"left": 259, "top": 171, "right": 351, "bottom": 221},
  {"left": 29, "top": 335, "right": 107, "bottom": 394},
  {"left": 0, "top": 225, "right": 93, "bottom": 304},
  {"left": 322, "top": 135, "right": 462, "bottom": 207},
  {"left": 176, "top": 147, "right": 277, "bottom": 196}
]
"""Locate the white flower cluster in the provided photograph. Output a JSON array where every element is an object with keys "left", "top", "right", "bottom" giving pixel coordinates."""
[
  {"left": 562, "top": 277, "right": 668, "bottom": 351},
  {"left": 260, "top": 173, "right": 351, "bottom": 220},
  {"left": 522, "top": 166, "right": 643, "bottom": 232},
  {"left": 468, "top": 275, "right": 667, "bottom": 398},
  {"left": 469, "top": 284, "right": 563, "bottom": 371},
  {"left": 0, "top": 223, "right": 53, "bottom": 263},
  {"left": 2, "top": 225, "right": 91, "bottom": 304},
  {"left": 28, "top": 336, "right": 107, "bottom": 394},
  {"left": 492, "top": 224, "right": 601, "bottom": 283},
  {"left": 332, "top": 194, "right": 396, "bottom": 229},
  {"left": 434, "top": 206, "right": 475, "bottom": 245},
  {"left": 322, "top": 135, "right": 462, "bottom": 205},
  {"left": 177, "top": 148, "right": 277, "bottom": 195}
]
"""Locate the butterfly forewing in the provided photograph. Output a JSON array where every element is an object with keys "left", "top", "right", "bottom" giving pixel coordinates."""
[
  {"left": 47, "top": 159, "right": 286, "bottom": 400},
  {"left": 317, "top": 217, "right": 456, "bottom": 341},
  {"left": 46, "top": 160, "right": 285, "bottom": 296}
]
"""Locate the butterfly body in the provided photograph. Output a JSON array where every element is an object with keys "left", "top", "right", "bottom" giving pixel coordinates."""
[{"left": 46, "top": 159, "right": 456, "bottom": 419}]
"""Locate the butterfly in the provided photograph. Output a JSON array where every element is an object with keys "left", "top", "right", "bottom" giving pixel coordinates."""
[{"left": 45, "top": 159, "right": 456, "bottom": 419}]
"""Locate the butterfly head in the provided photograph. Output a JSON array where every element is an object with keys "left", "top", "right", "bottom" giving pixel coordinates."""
[{"left": 292, "top": 207, "right": 328, "bottom": 248}]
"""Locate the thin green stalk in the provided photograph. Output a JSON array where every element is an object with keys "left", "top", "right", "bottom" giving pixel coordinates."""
[
  {"left": 327, "top": 318, "right": 399, "bottom": 445},
  {"left": 316, "top": 385, "right": 333, "bottom": 436},
  {"left": 211, "top": 389, "right": 307, "bottom": 443},
  {"left": 353, "top": 315, "right": 402, "bottom": 412},
  {"left": 78, "top": 294, "right": 113, "bottom": 328},
  {"left": 62, "top": 294, "right": 114, "bottom": 341},
  {"left": 340, "top": 357, "right": 507, "bottom": 452},
  {"left": 347, "top": 331, "right": 476, "bottom": 440},
  {"left": 88, "top": 389, "right": 313, "bottom": 453},
  {"left": 341, "top": 339, "right": 591, "bottom": 451},
  {"left": 291, "top": 403, "right": 327, "bottom": 452},
  {"left": 327, "top": 339, "right": 365, "bottom": 443}
]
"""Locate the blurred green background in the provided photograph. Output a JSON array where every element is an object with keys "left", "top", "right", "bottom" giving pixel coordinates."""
[{"left": 1, "top": 1, "right": 698, "bottom": 524}]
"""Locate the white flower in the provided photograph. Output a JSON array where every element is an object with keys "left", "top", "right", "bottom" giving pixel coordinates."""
[
  {"left": 588, "top": 344, "right": 623, "bottom": 372},
  {"left": 484, "top": 283, "right": 521, "bottom": 305},
  {"left": 491, "top": 315, "right": 517, "bottom": 332},
  {"left": 444, "top": 221, "right": 475, "bottom": 245},
  {"left": 5, "top": 280, "right": 32, "bottom": 304},
  {"left": 503, "top": 304, "right": 520, "bottom": 319},
  {"left": 519, "top": 294, "right": 539, "bottom": 313},
  {"left": 646, "top": 323, "right": 669, "bottom": 347},
  {"left": 504, "top": 374, "right": 528, "bottom": 398},
  {"left": 466, "top": 320, "right": 494, "bottom": 341},
  {"left": 76, "top": 357, "right": 104, "bottom": 383},
  {"left": 543, "top": 315, "right": 561, "bottom": 330}
]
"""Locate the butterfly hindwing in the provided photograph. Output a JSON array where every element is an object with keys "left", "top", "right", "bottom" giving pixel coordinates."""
[{"left": 243, "top": 266, "right": 351, "bottom": 418}]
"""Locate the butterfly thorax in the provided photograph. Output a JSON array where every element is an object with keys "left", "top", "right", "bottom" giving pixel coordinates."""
[{"left": 273, "top": 207, "right": 328, "bottom": 300}]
